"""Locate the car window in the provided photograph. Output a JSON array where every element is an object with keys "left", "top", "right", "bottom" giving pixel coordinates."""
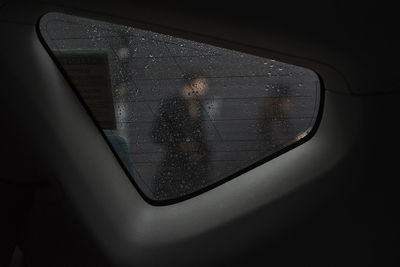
[{"left": 39, "top": 12, "right": 321, "bottom": 203}]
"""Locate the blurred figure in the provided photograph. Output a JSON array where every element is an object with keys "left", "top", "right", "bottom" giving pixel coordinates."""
[
  {"left": 152, "top": 74, "right": 210, "bottom": 200},
  {"left": 258, "top": 97, "right": 293, "bottom": 151}
]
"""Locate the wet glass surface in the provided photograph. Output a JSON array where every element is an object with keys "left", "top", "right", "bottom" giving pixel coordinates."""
[{"left": 39, "top": 13, "right": 321, "bottom": 202}]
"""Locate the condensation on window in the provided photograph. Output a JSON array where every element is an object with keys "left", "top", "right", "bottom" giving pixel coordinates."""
[{"left": 39, "top": 13, "right": 321, "bottom": 202}]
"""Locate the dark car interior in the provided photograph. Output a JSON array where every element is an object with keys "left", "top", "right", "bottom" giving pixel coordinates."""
[{"left": 1, "top": 1, "right": 399, "bottom": 266}]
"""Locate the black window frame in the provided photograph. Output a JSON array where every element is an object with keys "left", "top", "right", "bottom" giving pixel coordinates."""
[{"left": 36, "top": 12, "right": 325, "bottom": 206}]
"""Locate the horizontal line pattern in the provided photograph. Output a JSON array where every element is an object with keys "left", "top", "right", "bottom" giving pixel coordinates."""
[{"left": 40, "top": 14, "right": 321, "bottom": 199}]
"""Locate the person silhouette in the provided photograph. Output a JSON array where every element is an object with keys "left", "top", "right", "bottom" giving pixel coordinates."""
[
  {"left": 151, "top": 74, "right": 210, "bottom": 200},
  {"left": 258, "top": 96, "right": 293, "bottom": 152}
]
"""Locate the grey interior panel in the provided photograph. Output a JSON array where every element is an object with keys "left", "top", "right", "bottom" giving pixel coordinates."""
[{"left": 1, "top": 1, "right": 400, "bottom": 266}]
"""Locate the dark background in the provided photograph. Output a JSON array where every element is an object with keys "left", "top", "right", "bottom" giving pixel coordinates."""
[{"left": 1, "top": 1, "right": 400, "bottom": 266}]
